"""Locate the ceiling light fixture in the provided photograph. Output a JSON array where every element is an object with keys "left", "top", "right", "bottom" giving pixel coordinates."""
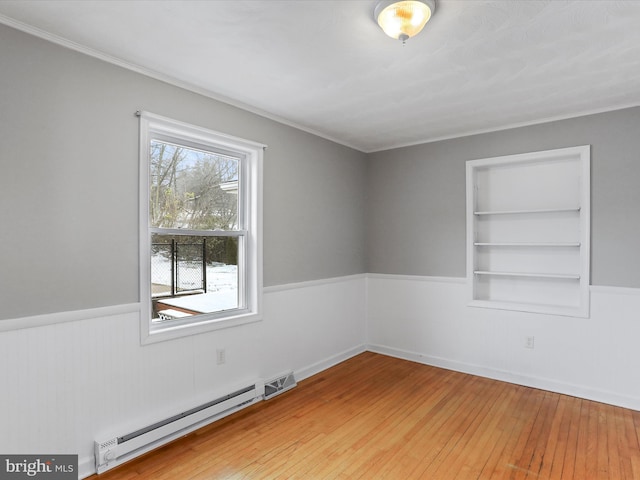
[{"left": 374, "top": 0, "right": 435, "bottom": 44}]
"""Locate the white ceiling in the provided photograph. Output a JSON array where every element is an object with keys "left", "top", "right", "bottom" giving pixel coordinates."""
[{"left": 1, "top": 0, "right": 639, "bottom": 152}]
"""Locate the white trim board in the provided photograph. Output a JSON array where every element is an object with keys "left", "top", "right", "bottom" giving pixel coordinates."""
[
  {"left": 0, "top": 303, "right": 140, "bottom": 333},
  {"left": 590, "top": 285, "right": 640, "bottom": 296},
  {"left": 264, "top": 274, "right": 367, "bottom": 294},
  {"left": 367, "top": 273, "right": 466, "bottom": 284},
  {"left": 1, "top": 274, "right": 637, "bottom": 332},
  {"left": 367, "top": 273, "right": 639, "bottom": 295},
  {"left": 0, "top": 275, "right": 366, "bottom": 332}
]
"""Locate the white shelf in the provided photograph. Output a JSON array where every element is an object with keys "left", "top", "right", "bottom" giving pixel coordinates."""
[
  {"left": 473, "top": 271, "right": 580, "bottom": 280},
  {"left": 474, "top": 207, "right": 580, "bottom": 216},
  {"left": 474, "top": 242, "right": 581, "bottom": 247}
]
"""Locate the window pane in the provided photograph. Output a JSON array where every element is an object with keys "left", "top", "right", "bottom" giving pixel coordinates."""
[
  {"left": 149, "top": 141, "right": 240, "bottom": 230},
  {"left": 151, "top": 233, "right": 239, "bottom": 320}
]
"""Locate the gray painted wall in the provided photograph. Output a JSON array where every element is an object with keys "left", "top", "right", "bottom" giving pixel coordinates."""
[
  {"left": 367, "top": 107, "right": 640, "bottom": 288},
  {"left": 0, "top": 24, "right": 367, "bottom": 320},
  {"left": 2, "top": 22, "right": 639, "bottom": 322}
]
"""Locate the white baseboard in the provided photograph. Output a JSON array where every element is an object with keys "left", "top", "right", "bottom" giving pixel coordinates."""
[
  {"left": 78, "top": 455, "right": 95, "bottom": 479},
  {"left": 367, "top": 343, "right": 640, "bottom": 411},
  {"left": 295, "top": 344, "right": 367, "bottom": 382}
]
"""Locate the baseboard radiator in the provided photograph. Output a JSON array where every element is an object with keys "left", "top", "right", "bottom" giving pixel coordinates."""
[{"left": 95, "top": 381, "right": 265, "bottom": 474}]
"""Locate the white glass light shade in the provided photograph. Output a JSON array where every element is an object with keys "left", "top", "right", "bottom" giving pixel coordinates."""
[{"left": 375, "top": 0, "right": 435, "bottom": 42}]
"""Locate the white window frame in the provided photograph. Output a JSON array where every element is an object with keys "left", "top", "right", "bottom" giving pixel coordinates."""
[{"left": 139, "top": 111, "right": 263, "bottom": 344}]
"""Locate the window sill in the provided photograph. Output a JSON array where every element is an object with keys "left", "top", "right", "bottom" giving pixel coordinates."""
[{"left": 141, "top": 310, "right": 262, "bottom": 345}]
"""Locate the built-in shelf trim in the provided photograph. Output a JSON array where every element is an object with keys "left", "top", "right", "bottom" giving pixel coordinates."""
[
  {"left": 474, "top": 207, "right": 580, "bottom": 216},
  {"left": 474, "top": 242, "right": 581, "bottom": 247},
  {"left": 468, "top": 299, "right": 583, "bottom": 317},
  {"left": 473, "top": 271, "right": 580, "bottom": 280}
]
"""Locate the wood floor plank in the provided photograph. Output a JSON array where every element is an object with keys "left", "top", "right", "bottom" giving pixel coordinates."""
[
  {"left": 476, "top": 385, "right": 534, "bottom": 480},
  {"left": 534, "top": 393, "right": 565, "bottom": 479},
  {"left": 615, "top": 406, "right": 635, "bottom": 480},
  {"left": 605, "top": 404, "right": 622, "bottom": 480},
  {"left": 597, "top": 403, "right": 612, "bottom": 479},
  {"left": 517, "top": 391, "right": 560, "bottom": 478},
  {"left": 88, "top": 352, "right": 640, "bottom": 480},
  {"left": 437, "top": 380, "right": 514, "bottom": 479},
  {"left": 491, "top": 386, "right": 548, "bottom": 480},
  {"left": 420, "top": 377, "right": 506, "bottom": 478},
  {"left": 586, "top": 399, "right": 601, "bottom": 479},
  {"left": 572, "top": 399, "right": 589, "bottom": 479},
  {"left": 626, "top": 409, "right": 640, "bottom": 479},
  {"left": 560, "top": 396, "right": 581, "bottom": 480}
]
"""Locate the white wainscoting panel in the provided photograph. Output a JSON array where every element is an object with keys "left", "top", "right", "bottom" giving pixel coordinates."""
[
  {"left": 367, "top": 274, "right": 640, "bottom": 411},
  {"left": 3, "top": 272, "right": 638, "bottom": 480},
  {"left": 0, "top": 275, "right": 367, "bottom": 479}
]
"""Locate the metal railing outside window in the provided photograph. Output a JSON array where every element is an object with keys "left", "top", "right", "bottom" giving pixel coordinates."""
[{"left": 151, "top": 239, "right": 207, "bottom": 298}]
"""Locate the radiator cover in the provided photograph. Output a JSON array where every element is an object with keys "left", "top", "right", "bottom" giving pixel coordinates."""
[{"left": 95, "top": 381, "right": 264, "bottom": 473}]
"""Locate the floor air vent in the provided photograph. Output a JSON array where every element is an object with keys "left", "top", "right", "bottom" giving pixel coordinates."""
[
  {"left": 95, "top": 381, "right": 264, "bottom": 474},
  {"left": 264, "top": 372, "right": 297, "bottom": 400}
]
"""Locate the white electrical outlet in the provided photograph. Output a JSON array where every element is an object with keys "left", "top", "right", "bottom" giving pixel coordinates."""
[
  {"left": 525, "top": 336, "right": 535, "bottom": 349},
  {"left": 216, "top": 348, "right": 226, "bottom": 364}
]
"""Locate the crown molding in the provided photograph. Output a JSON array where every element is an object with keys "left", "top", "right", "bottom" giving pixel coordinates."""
[
  {"left": 0, "top": 14, "right": 366, "bottom": 153},
  {"left": 365, "top": 102, "right": 640, "bottom": 153},
  {"left": 2, "top": 14, "right": 638, "bottom": 155}
]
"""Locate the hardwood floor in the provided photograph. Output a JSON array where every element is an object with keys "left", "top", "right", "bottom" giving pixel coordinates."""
[{"left": 90, "top": 352, "right": 640, "bottom": 479}]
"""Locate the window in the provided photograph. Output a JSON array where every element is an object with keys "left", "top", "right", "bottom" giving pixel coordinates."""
[{"left": 139, "top": 112, "right": 263, "bottom": 343}]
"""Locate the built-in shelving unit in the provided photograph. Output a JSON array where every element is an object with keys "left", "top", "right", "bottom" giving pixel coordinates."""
[{"left": 466, "top": 146, "right": 591, "bottom": 317}]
